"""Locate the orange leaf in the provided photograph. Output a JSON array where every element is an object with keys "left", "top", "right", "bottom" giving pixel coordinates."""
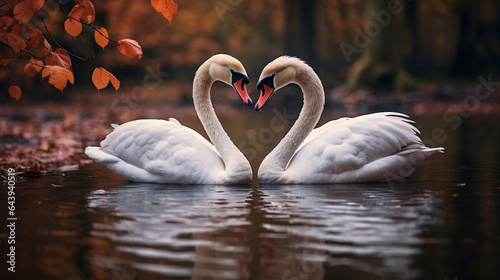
[
  {"left": 92, "top": 67, "right": 120, "bottom": 91},
  {"left": 26, "top": 26, "right": 42, "bottom": 49},
  {"left": 41, "top": 39, "right": 52, "bottom": 55},
  {"left": 42, "top": 66, "right": 74, "bottom": 92},
  {"left": 8, "top": 86, "right": 22, "bottom": 101},
  {"left": 151, "top": 0, "right": 178, "bottom": 23},
  {"left": 109, "top": 73, "right": 120, "bottom": 90},
  {"left": 70, "top": 0, "right": 95, "bottom": 24},
  {"left": 94, "top": 27, "right": 109, "bottom": 49},
  {"left": 0, "top": 16, "right": 14, "bottom": 28},
  {"left": 24, "top": 58, "right": 43, "bottom": 77},
  {"left": 92, "top": 67, "right": 109, "bottom": 90},
  {"left": 117, "top": 39, "right": 143, "bottom": 59},
  {"left": 46, "top": 48, "right": 72, "bottom": 69},
  {"left": 64, "top": 17, "right": 82, "bottom": 37}
]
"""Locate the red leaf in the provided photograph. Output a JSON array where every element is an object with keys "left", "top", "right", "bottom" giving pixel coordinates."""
[
  {"left": 42, "top": 66, "right": 74, "bottom": 92},
  {"left": 46, "top": 48, "right": 72, "bottom": 70},
  {"left": 0, "top": 16, "right": 14, "bottom": 28},
  {"left": 151, "top": 0, "right": 178, "bottom": 23},
  {"left": 0, "top": 52, "right": 10, "bottom": 66},
  {"left": 1, "top": 32, "right": 27, "bottom": 54},
  {"left": 9, "top": 86, "right": 22, "bottom": 101},
  {"left": 12, "top": 24, "right": 21, "bottom": 35},
  {"left": 12, "top": 1, "right": 44, "bottom": 24},
  {"left": 117, "top": 39, "right": 143, "bottom": 59},
  {"left": 26, "top": 26, "right": 42, "bottom": 49},
  {"left": 13, "top": 2, "right": 34, "bottom": 25},
  {"left": 24, "top": 58, "right": 43, "bottom": 77}
]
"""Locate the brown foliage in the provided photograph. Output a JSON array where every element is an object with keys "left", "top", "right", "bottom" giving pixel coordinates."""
[{"left": 1, "top": 0, "right": 177, "bottom": 100}]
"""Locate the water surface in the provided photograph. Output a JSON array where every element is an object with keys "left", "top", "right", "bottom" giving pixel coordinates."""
[{"left": 2, "top": 114, "right": 499, "bottom": 280}]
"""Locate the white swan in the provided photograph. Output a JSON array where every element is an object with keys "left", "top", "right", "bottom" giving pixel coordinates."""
[
  {"left": 85, "top": 54, "right": 253, "bottom": 184},
  {"left": 254, "top": 56, "right": 444, "bottom": 184}
]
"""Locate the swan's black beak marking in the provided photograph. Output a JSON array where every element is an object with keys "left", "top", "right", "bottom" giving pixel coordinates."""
[
  {"left": 231, "top": 70, "right": 252, "bottom": 106},
  {"left": 255, "top": 75, "right": 275, "bottom": 111}
]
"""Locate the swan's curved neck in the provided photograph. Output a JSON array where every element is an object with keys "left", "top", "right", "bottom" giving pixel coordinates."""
[
  {"left": 192, "top": 63, "right": 250, "bottom": 179},
  {"left": 260, "top": 67, "right": 325, "bottom": 175}
]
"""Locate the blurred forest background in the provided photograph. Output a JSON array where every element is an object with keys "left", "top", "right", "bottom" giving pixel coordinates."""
[{"left": 2, "top": 0, "right": 500, "bottom": 100}]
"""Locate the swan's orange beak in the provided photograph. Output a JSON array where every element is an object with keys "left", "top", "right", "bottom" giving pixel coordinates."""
[
  {"left": 255, "top": 75, "right": 276, "bottom": 111},
  {"left": 255, "top": 84, "right": 275, "bottom": 111},
  {"left": 233, "top": 78, "right": 252, "bottom": 106}
]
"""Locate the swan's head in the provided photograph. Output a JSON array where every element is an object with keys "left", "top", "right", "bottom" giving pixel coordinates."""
[
  {"left": 206, "top": 54, "right": 252, "bottom": 106},
  {"left": 254, "top": 56, "right": 310, "bottom": 111}
]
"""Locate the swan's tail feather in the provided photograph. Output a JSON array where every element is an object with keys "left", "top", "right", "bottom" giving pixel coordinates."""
[{"left": 85, "top": 146, "right": 121, "bottom": 163}]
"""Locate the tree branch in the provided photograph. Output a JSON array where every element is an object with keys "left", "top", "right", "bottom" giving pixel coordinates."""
[{"left": 38, "top": 16, "right": 97, "bottom": 67}]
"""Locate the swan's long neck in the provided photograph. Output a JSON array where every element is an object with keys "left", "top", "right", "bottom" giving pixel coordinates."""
[
  {"left": 192, "top": 63, "right": 251, "bottom": 180},
  {"left": 260, "top": 66, "right": 325, "bottom": 177}
]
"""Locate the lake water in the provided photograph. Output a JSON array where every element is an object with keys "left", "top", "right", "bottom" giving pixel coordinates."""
[{"left": 2, "top": 109, "right": 500, "bottom": 280}]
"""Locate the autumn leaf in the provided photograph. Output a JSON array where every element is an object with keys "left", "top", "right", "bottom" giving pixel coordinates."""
[
  {"left": 26, "top": 26, "right": 42, "bottom": 49},
  {"left": 42, "top": 66, "right": 74, "bottom": 92},
  {"left": 2, "top": 33, "right": 27, "bottom": 54},
  {"left": 12, "top": 24, "right": 21, "bottom": 35},
  {"left": 92, "top": 67, "right": 120, "bottom": 91},
  {"left": 41, "top": 39, "right": 52, "bottom": 55},
  {"left": 13, "top": 0, "right": 45, "bottom": 24},
  {"left": 151, "top": 0, "right": 178, "bottom": 23},
  {"left": 64, "top": 17, "right": 82, "bottom": 37},
  {"left": 0, "top": 16, "right": 14, "bottom": 28},
  {"left": 69, "top": 0, "right": 96, "bottom": 25},
  {"left": 24, "top": 59, "right": 43, "bottom": 77},
  {"left": 13, "top": 2, "right": 34, "bottom": 25},
  {"left": 8, "top": 86, "right": 22, "bottom": 101},
  {"left": 0, "top": 52, "right": 10, "bottom": 66},
  {"left": 117, "top": 39, "right": 143, "bottom": 59},
  {"left": 94, "top": 27, "right": 109, "bottom": 49},
  {"left": 46, "top": 48, "right": 72, "bottom": 69}
]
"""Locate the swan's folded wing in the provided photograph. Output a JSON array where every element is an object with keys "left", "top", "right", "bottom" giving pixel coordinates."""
[
  {"left": 286, "top": 112, "right": 424, "bottom": 175},
  {"left": 89, "top": 119, "right": 225, "bottom": 181}
]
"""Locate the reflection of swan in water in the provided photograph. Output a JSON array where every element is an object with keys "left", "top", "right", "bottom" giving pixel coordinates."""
[
  {"left": 86, "top": 182, "right": 443, "bottom": 279},
  {"left": 87, "top": 183, "right": 253, "bottom": 279},
  {"left": 256, "top": 183, "right": 443, "bottom": 279}
]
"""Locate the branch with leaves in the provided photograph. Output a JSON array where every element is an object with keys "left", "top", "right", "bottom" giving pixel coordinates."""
[{"left": 0, "top": 0, "right": 178, "bottom": 100}]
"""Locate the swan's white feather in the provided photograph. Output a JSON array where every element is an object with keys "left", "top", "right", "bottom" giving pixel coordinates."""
[
  {"left": 85, "top": 119, "right": 227, "bottom": 184},
  {"left": 281, "top": 112, "right": 444, "bottom": 183}
]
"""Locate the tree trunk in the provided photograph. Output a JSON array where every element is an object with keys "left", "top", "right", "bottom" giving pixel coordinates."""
[
  {"left": 347, "top": 0, "right": 414, "bottom": 91},
  {"left": 284, "top": 0, "right": 317, "bottom": 67},
  {"left": 404, "top": 0, "right": 419, "bottom": 74},
  {"left": 450, "top": 0, "right": 481, "bottom": 77}
]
